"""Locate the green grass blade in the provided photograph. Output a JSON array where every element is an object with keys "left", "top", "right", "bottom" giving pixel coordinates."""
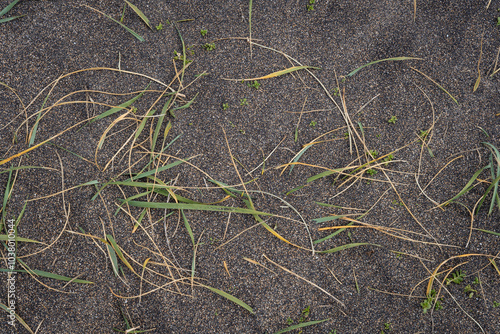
[
  {"left": 0, "top": 235, "right": 40, "bottom": 243},
  {"left": 347, "top": 57, "right": 422, "bottom": 77},
  {"left": 289, "top": 144, "right": 313, "bottom": 174},
  {"left": 208, "top": 179, "right": 253, "bottom": 200},
  {"left": 314, "top": 222, "right": 353, "bottom": 245},
  {"left": 0, "top": 0, "right": 21, "bottom": 17},
  {"left": 312, "top": 215, "right": 346, "bottom": 224},
  {"left": 1, "top": 167, "right": 13, "bottom": 227},
  {"left": 0, "top": 302, "right": 33, "bottom": 333},
  {"left": 134, "top": 108, "right": 156, "bottom": 140},
  {"left": 442, "top": 166, "right": 488, "bottom": 206},
  {"left": 475, "top": 228, "right": 500, "bottom": 237},
  {"left": 110, "top": 181, "right": 175, "bottom": 190},
  {"left": 0, "top": 268, "right": 93, "bottom": 284},
  {"left": 124, "top": 0, "right": 152, "bottom": 29},
  {"left": 114, "top": 190, "right": 152, "bottom": 215},
  {"left": 475, "top": 173, "right": 500, "bottom": 214},
  {"left": 201, "top": 284, "right": 255, "bottom": 314},
  {"left": 285, "top": 184, "right": 306, "bottom": 196},
  {"left": 307, "top": 168, "right": 344, "bottom": 183},
  {"left": 151, "top": 95, "right": 174, "bottom": 152},
  {"left": 181, "top": 210, "right": 195, "bottom": 246},
  {"left": 484, "top": 142, "right": 500, "bottom": 214},
  {"left": 0, "top": 15, "right": 24, "bottom": 23},
  {"left": 273, "top": 318, "right": 330, "bottom": 334},
  {"left": 106, "top": 243, "right": 119, "bottom": 276},
  {"left": 123, "top": 200, "right": 272, "bottom": 216},
  {"left": 90, "top": 85, "right": 149, "bottom": 124},
  {"left": 170, "top": 92, "right": 199, "bottom": 118},
  {"left": 84, "top": 5, "right": 144, "bottom": 42},
  {"left": 29, "top": 91, "right": 51, "bottom": 146},
  {"left": 107, "top": 235, "right": 135, "bottom": 273},
  {"left": 173, "top": 23, "right": 187, "bottom": 83},
  {"left": 317, "top": 242, "right": 381, "bottom": 254}
]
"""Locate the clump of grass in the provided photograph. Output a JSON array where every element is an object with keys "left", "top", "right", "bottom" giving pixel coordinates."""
[
  {"left": 421, "top": 289, "right": 442, "bottom": 313},
  {"left": 388, "top": 116, "right": 397, "bottom": 124},
  {"left": 0, "top": 0, "right": 25, "bottom": 23},
  {"left": 203, "top": 43, "right": 216, "bottom": 51},
  {"left": 439, "top": 142, "right": 500, "bottom": 215}
]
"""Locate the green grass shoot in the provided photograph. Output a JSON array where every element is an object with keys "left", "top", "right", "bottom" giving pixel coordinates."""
[
  {"left": 0, "top": 0, "right": 25, "bottom": 23},
  {"left": 273, "top": 318, "right": 330, "bottom": 334},
  {"left": 124, "top": 0, "right": 152, "bottom": 30},
  {"left": 84, "top": 5, "right": 145, "bottom": 42}
]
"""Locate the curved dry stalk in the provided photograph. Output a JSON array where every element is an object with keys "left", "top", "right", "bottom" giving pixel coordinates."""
[
  {"left": 1, "top": 115, "right": 97, "bottom": 166},
  {"left": 246, "top": 189, "right": 314, "bottom": 254},
  {"left": 263, "top": 254, "right": 346, "bottom": 309},
  {"left": 110, "top": 277, "right": 192, "bottom": 300},
  {"left": 426, "top": 253, "right": 499, "bottom": 296},
  {"left": 422, "top": 155, "right": 463, "bottom": 193}
]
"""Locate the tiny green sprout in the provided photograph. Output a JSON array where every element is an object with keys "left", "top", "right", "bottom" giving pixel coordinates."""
[
  {"left": 307, "top": 0, "right": 315, "bottom": 11},
  {"left": 493, "top": 301, "right": 500, "bottom": 308},
  {"left": 188, "top": 122, "right": 193, "bottom": 126},
  {"left": 203, "top": 43, "right": 216, "bottom": 51},
  {"left": 421, "top": 289, "right": 442, "bottom": 313},
  {"left": 200, "top": 29, "right": 208, "bottom": 36},
  {"left": 333, "top": 87, "right": 340, "bottom": 96},
  {"left": 240, "top": 98, "right": 248, "bottom": 106},
  {"left": 131, "top": 107, "right": 138, "bottom": 114},
  {"left": 376, "top": 134, "right": 381, "bottom": 138},
  {"left": 472, "top": 277, "right": 479, "bottom": 285},
  {"left": 446, "top": 269, "right": 465, "bottom": 285},
  {"left": 497, "top": 17, "right": 500, "bottom": 26},
  {"left": 388, "top": 116, "right": 397, "bottom": 124},
  {"left": 464, "top": 285, "right": 477, "bottom": 299},
  {"left": 156, "top": 23, "right": 163, "bottom": 31},
  {"left": 329, "top": 330, "right": 337, "bottom": 334},
  {"left": 298, "top": 305, "right": 310, "bottom": 323},
  {"left": 286, "top": 317, "right": 293, "bottom": 325},
  {"left": 369, "top": 150, "right": 378, "bottom": 158},
  {"left": 396, "top": 253, "right": 402, "bottom": 259},
  {"left": 222, "top": 103, "right": 229, "bottom": 110},
  {"left": 384, "top": 322, "right": 391, "bottom": 330},
  {"left": 309, "top": 120, "right": 317, "bottom": 127},
  {"left": 247, "top": 80, "right": 261, "bottom": 90},
  {"left": 344, "top": 132, "right": 349, "bottom": 139},
  {"left": 419, "top": 129, "right": 429, "bottom": 141},
  {"left": 366, "top": 169, "right": 377, "bottom": 176}
]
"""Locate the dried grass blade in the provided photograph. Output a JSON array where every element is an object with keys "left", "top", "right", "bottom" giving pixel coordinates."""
[
  {"left": 0, "top": 268, "right": 93, "bottom": 284},
  {"left": 124, "top": 200, "right": 272, "bottom": 216},
  {"left": 227, "top": 66, "right": 320, "bottom": 81},
  {"left": 107, "top": 234, "right": 136, "bottom": 274},
  {"left": 410, "top": 66, "right": 458, "bottom": 104},
  {"left": 0, "top": 302, "right": 33, "bottom": 333},
  {"left": 347, "top": 57, "right": 422, "bottom": 77}
]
